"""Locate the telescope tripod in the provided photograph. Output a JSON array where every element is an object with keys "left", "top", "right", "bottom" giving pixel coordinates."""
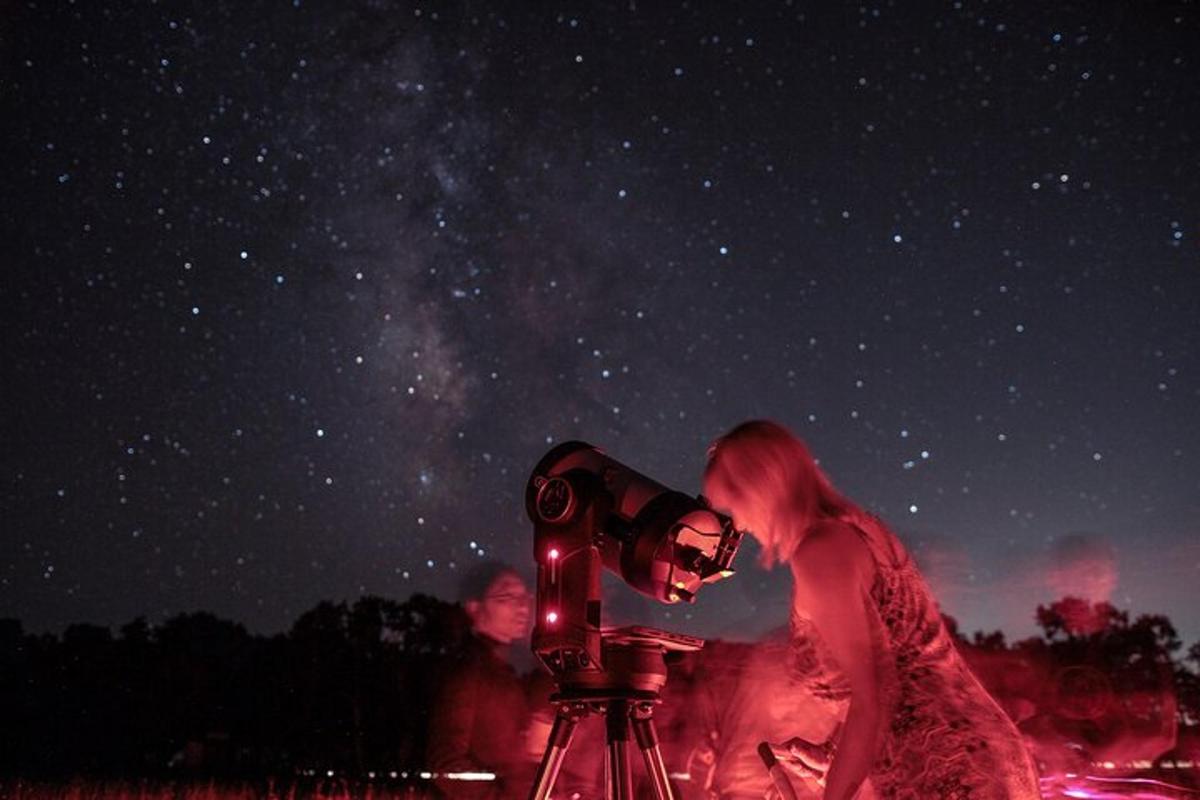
[{"left": 529, "top": 688, "right": 675, "bottom": 800}]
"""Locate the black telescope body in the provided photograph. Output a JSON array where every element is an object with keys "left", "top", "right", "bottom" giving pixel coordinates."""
[{"left": 524, "top": 441, "right": 743, "bottom": 690}]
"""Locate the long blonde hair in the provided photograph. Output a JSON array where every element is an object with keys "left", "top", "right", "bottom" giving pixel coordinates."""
[{"left": 705, "top": 420, "right": 858, "bottom": 567}]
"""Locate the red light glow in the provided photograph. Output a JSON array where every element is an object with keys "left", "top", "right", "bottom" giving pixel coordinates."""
[
  {"left": 546, "top": 611, "right": 558, "bottom": 624},
  {"left": 548, "top": 548, "right": 560, "bottom": 560}
]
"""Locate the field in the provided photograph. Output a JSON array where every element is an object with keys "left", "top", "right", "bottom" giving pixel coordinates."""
[
  {"left": 6, "top": 775, "right": 1200, "bottom": 800},
  {"left": 0, "top": 779, "right": 432, "bottom": 800}
]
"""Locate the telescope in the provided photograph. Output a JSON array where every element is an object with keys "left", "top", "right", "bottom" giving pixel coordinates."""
[{"left": 524, "top": 441, "right": 744, "bottom": 800}]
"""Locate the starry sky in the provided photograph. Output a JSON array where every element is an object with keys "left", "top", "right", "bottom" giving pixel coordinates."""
[{"left": 3, "top": 1, "right": 1197, "bottom": 648}]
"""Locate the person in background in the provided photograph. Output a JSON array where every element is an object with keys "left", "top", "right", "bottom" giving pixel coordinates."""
[
  {"left": 427, "top": 561, "right": 536, "bottom": 800},
  {"left": 703, "top": 420, "right": 1041, "bottom": 800}
]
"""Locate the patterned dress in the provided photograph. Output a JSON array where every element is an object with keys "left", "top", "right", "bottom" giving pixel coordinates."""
[{"left": 788, "top": 516, "right": 1041, "bottom": 799}]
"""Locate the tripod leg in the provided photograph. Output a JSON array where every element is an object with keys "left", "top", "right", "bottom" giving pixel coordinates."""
[
  {"left": 605, "top": 700, "right": 634, "bottom": 800},
  {"left": 631, "top": 704, "right": 675, "bottom": 800},
  {"left": 529, "top": 707, "right": 580, "bottom": 800}
]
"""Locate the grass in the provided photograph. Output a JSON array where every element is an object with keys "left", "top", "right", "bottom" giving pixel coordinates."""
[{"left": 0, "top": 778, "right": 434, "bottom": 800}]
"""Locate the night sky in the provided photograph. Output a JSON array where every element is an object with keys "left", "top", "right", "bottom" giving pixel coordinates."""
[{"left": 3, "top": 1, "right": 1197, "bottom": 648}]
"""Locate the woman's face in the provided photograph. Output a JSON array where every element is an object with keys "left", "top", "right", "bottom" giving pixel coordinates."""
[
  {"left": 703, "top": 469, "right": 770, "bottom": 547},
  {"left": 466, "top": 572, "right": 532, "bottom": 645}
]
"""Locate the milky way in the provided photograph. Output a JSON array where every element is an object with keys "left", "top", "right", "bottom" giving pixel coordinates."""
[{"left": 3, "top": 1, "right": 1197, "bottom": 646}]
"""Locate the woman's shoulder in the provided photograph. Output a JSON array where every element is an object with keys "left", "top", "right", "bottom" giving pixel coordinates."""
[
  {"left": 792, "top": 517, "right": 874, "bottom": 580},
  {"left": 799, "top": 516, "right": 866, "bottom": 550}
]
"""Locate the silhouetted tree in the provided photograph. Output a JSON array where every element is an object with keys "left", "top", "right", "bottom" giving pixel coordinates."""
[
  {"left": 1028, "top": 596, "right": 1181, "bottom": 765},
  {"left": 0, "top": 619, "right": 34, "bottom": 773},
  {"left": 1178, "top": 642, "right": 1200, "bottom": 726},
  {"left": 287, "top": 601, "right": 356, "bottom": 769},
  {"left": 5, "top": 593, "right": 1190, "bottom": 781},
  {"left": 392, "top": 593, "right": 470, "bottom": 768},
  {"left": 154, "top": 613, "right": 255, "bottom": 772}
]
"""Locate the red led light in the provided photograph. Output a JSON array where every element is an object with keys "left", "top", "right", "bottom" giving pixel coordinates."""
[
  {"left": 548, "top": 548, "right": 560, "bottom": 560},
  {"left": 546, "top": 611, "right": 558, "bottom": 624}
]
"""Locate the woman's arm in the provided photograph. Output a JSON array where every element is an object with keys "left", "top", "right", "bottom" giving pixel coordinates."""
[{"left": 790, "top": 521, "right": 892, "bottom": 800}]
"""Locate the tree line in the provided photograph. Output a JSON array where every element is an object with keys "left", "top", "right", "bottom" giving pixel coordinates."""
[
  {"left": 0, "top": 594, "right": 469, "bottom": 777},
  {"left": 1, "top": 594, "right": 1198, "bottom": 779}
]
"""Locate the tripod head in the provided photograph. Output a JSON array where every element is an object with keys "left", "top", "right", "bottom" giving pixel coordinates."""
[{"left": 525, "top": 441, "right": 744, "bottom": 696}]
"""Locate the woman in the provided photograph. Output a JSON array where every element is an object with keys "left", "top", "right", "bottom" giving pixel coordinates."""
[
  {"left": 703, "top": 421, "right": 1040, "bottom": 800},
  {"left": 427, "top": 561, "right": 537, "bottom": 800}
]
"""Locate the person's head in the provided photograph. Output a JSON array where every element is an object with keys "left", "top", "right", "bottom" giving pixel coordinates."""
[
  {"left": 703, "top": 420, "right": 851, "bottom": 567},
  {"left": 458, "top": 560, "right": 532, "bottom": 645}
]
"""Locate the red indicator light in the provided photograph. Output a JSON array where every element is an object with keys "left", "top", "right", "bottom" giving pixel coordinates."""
[
  {"left": 548, "top": 548, "right": 560, "bottom": 560},
  {"left": 546, "top": 611, "right": 558, "bottom": 624}
]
